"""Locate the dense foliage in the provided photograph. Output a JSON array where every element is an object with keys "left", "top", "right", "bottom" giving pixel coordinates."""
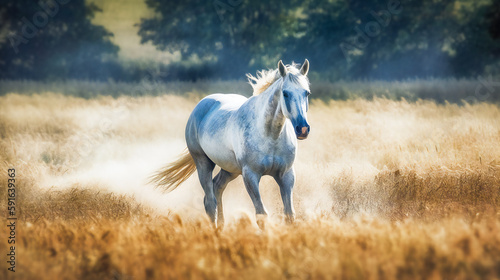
[
  {"left": 0, "top": 0, "right": 121, "bottom": 80},
  {"left": 1, "top": 0, "right": 499, "bottom": 81},
  {"left": 139, "top": 0, "right": 500, "bottom": 80}
]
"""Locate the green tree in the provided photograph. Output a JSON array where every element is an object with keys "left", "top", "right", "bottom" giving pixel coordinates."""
[
  {"left": 0, "top": 0, "right": 120, "bottom": 80},
  {"left": 284, "top": 0, "right": 357, "bottom": 80},
  {"left": 308, "top": 0, "right": 500, "bottom": 79},
  {"left": 138, "top": 0, "right": 303, "bottom": 79}
]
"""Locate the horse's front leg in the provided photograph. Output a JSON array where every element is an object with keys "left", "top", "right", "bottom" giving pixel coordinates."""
[
  {"left": 242, "top": 167, "right": 267, "bottom": 229},
  {"left": 275, "top": 168, "right": 295, "bottom": 224}
]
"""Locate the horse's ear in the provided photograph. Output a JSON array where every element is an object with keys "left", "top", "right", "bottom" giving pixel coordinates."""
[
  {"left": 300, "top": 59, "right": 309, "bottom": 76},
  {"left": 278, "top": 60, "right": 287, "bottom": 77}
]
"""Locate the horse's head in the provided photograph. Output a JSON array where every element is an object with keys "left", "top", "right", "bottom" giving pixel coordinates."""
[{"left": 278, "top": 59, "right": 311, "bottom": 140}]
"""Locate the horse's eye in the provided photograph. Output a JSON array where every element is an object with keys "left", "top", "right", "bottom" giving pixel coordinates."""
[{"left": 283, "top": 91, "right": 289, "bottom": 98}]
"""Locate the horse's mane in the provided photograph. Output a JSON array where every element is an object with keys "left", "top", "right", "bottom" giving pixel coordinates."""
[{"left": 246, "top": 63, "right": 308, "bottom": 96}]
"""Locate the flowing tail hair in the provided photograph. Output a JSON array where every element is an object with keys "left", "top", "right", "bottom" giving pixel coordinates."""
[{"left": 149, "top": 149, "right": 197, "bottom": 192}]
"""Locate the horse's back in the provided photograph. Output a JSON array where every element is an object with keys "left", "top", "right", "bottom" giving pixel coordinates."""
[
  {"left": 186, "top": 93, "right": 247, "bottom": 173},
  {"left": 188, "top": 93, "right": 247, "bottom": 129}
]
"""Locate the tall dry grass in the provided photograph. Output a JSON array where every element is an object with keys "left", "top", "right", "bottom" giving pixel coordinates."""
[{"left": 1, "top": 88, "right": 500, "bottom": 279}]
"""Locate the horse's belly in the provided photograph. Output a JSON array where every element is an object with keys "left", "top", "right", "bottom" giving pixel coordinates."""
[
  {"left": 198, "top": 114, "right": 241, "bottom": 173},
  {"left": 200, "top": 137, "right": 241, "bottom": 173}
]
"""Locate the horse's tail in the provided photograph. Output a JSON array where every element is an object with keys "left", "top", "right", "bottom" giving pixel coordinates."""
[{"left": 149, "top": 149, "right": 196, "bottom": 192}]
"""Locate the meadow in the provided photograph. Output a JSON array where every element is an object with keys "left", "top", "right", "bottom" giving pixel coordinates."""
[{"left": 1, "top": 79, "right": 500, "bottom": 279}]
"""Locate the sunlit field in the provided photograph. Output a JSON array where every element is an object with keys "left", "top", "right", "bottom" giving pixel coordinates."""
[{"left": 1, "top": 81, "right": 500, "bottom": 279}]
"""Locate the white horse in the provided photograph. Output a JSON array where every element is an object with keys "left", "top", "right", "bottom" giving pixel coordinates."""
[{"left": 152, "top": 59, "right": 311, "bottom": 227}]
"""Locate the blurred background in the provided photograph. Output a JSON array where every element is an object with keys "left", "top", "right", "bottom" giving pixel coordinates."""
[
  {"left": 3, "top": 2, "right": 500, "bottom": 279},
  {"left": 1, "top": 0, "right": 499, "bottom": 81}
]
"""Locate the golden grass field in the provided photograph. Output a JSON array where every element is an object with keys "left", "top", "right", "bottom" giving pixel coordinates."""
[{"left": 1, "top": 90, "right": 500, "bottom": 279}]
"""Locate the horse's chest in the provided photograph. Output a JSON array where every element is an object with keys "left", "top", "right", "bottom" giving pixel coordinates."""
[
  {"left": 261, "top": 153, "right": 294, "bottom": 174},
  {"left": 242, "top": 140, "right": 296, "bottom": 174}
]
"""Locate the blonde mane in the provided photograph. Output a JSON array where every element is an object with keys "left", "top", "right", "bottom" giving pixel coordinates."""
[{"left": 246, "top": 63, "right": 308, "bottom": 96}]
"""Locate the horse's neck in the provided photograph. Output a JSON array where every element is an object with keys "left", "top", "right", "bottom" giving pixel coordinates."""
[{"left": 255, "top": 80, "right": 286, "bottom": 139}]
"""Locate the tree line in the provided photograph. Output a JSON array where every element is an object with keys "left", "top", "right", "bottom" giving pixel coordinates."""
[{"left": 1, "top": 0, "right": 499, "bottom": 81}]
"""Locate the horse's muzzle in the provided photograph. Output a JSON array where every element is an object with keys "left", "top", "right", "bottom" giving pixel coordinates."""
[{"left": 296, "top": 126, "right": 310, "bottom": 140}]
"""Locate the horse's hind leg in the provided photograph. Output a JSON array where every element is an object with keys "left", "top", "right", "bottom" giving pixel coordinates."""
[
  {"left": 213, "top": 170, "right": 238, "bottom": 228},
  {"left": 192, "top": 154, "right": 217, "bottom": 223}
]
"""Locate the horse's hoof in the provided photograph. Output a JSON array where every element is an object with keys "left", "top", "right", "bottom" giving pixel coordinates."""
[
  {"left": 217, "top": 220, "right": 225, "bottom": 230},
  {"left": 285, "top": 215, "right": 295, "bottom": 224},
  {"left": 256, "top": 214, "right": 267, "bottom": 230},
  {"left": 257, "top": 219, "right": 265, "bottom": 230}
]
